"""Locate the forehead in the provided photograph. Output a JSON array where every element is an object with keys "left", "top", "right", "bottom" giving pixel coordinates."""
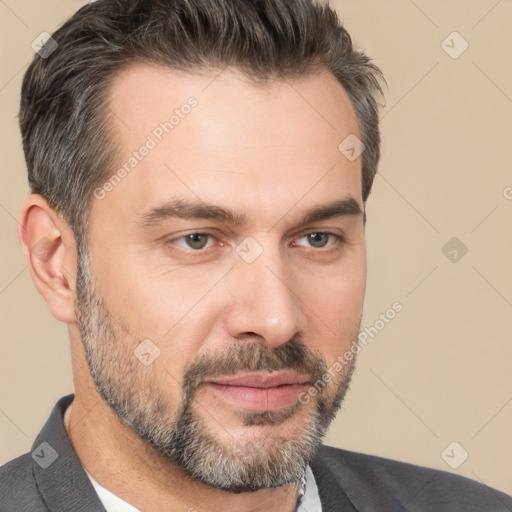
[
  {"left": 93, "top": 64, "right": 362, "bottom": 229},
  {"left": 106, "top": 63, "right": 359, "bottom": 149}
]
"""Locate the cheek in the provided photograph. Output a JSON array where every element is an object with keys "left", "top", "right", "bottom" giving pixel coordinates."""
[
  {"left": 90, "top": 254, "right": 218, "bottom": 376},
  {"left": 297, "top": 254, "right": 366, "bottom": 363}
]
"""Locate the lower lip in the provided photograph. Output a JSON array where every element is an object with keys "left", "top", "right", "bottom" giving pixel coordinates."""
[{"left": 206, "top": 383, "right": 310, "bottom": 411}]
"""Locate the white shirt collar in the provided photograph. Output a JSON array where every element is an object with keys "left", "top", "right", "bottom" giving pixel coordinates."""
[
  {"left": 85, "top": 468, "right": 141, "bottom": 512},
  {"left": 297, "top": 465, "right": 322, "bottom": 511},
  {"left": 85, "top": 465, "right": 322, "bottom": 511}
]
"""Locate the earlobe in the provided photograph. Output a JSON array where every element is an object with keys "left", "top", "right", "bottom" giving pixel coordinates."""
[{"left": 17, "top": 194, "right": 78, "bottom": 324}]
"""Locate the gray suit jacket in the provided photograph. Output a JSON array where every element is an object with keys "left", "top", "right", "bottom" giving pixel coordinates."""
[{"left": 1, "top": 394, "right": 511, "bottom": 511}]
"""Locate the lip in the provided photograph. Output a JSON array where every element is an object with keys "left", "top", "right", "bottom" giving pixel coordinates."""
[
  {"left": 209, "top": 371, "right": 310, "bottom": 388},
  {"left": 205, "top": 372, "right": 311, "bottom": 412}
]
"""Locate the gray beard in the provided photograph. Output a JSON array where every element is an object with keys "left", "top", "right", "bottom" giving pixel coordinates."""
[{"left": 75, "top": 249, "right": 357, "bottom": 492}]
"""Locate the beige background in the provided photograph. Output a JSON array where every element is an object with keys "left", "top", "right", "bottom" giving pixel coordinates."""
[{"left": 1, "top": 0, "right": 511, "bottom": 496}]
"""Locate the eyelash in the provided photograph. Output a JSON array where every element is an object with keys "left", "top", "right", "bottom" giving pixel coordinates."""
[{"left": 165, "top": 231, "right": 346, "bottom": 254}]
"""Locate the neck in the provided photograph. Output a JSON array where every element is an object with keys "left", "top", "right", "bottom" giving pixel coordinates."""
[{"left": 64, "top": 394, "right": 302, "bottom": 512}]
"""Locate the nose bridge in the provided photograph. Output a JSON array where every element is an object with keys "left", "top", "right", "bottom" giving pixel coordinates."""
[{"left": 225, "top": 239, "right": 303, "bottom": 346}]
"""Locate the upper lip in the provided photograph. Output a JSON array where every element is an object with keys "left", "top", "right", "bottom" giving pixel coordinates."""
[{"left": 208, "top": 372, "right": 310, "bottom": 389}]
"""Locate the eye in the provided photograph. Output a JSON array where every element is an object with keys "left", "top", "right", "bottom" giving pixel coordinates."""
[
  {"left": 169, "top": 232, "right": 216, "bottom": 251},
  {"left": 293, "top": 232, "right": 345, "bottom": 249},
  {"left": 165, "top": 231, "right": 345, "bottom": 254}
]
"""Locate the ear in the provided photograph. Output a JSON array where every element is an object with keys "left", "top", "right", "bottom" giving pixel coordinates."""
[{"left": 17, "top": 194, "right": 78, "bottom": 324}]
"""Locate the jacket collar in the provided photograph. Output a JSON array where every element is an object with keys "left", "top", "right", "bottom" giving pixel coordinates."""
[
  {"left": 309, "top": 449, "right": 359, "bottom": 511},
  {"left": 32, "top": 394, "right": 106, "bottom": 511}
]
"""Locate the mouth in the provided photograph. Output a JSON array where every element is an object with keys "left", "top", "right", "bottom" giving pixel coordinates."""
[{"left": 205, "top": 371, "right": 312, "bottom": 412}]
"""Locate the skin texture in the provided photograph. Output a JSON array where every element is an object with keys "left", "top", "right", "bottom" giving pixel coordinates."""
[{"left": 18, "top": 65, "right": 367, "bottom": 512}]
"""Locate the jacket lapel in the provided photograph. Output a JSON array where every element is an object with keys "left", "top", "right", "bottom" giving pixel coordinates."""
[
  {"left": 310, "top": 445, "right": 409, "bottom": 511},
  {"left": 31, "top": 394, "right": 107, "bottom": 512},
  {"left": 310, "top": 449, "right": 359, "bottom": 511}
]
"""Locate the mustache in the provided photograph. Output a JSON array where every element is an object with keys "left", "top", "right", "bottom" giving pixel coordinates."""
[{"left": 181, "top": 338, "right": 328, "bottom": 403}]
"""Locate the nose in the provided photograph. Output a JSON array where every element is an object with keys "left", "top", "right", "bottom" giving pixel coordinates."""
[{"left": 223, "top": 246, "right": 305, "bottom": 348}]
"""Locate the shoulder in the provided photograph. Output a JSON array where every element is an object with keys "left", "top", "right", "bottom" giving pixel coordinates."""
[
  {"left": 311, "top": 445, "right": 512, "bottom": 511},
  {"left": 0, "top": 452, "right": 47, "bottom": 511}
]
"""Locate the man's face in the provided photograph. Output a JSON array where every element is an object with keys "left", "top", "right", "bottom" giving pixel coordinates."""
[{"left": 76, "top": 65, "right": 366, "bottom": 491}]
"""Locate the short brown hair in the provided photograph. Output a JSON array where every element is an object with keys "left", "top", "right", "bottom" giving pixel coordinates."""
[{"left": 19, "top": 0, "right": 384, "bottom": 251}]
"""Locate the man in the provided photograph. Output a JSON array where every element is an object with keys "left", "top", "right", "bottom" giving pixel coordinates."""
[{"left": 1, "top": 0, "right": 510, "bottom": 510}]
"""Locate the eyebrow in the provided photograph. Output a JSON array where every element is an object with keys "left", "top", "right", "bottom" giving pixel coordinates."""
[{"left": 138, "top": 196, "right": 363, "bottom": 229}]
